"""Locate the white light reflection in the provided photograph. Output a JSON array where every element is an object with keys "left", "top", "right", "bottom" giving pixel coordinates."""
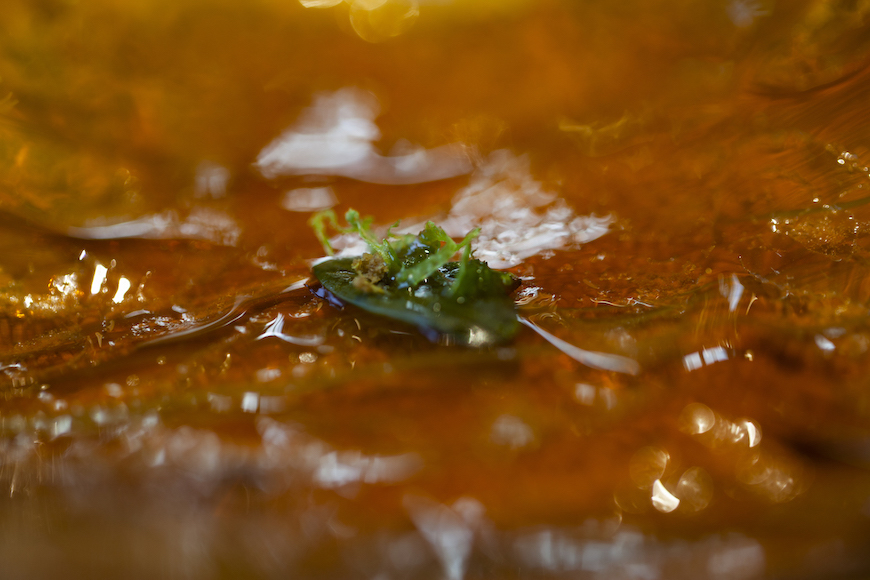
[
  {"left": 51, "top": 415, "right": 72, "bottom": 439},
  {"left": 466, "top": 326, "right": 496, "bottom": 347},
  {"left": 404, "top": 495, "right": 482, "bottom": 580},
  {"left": 207, "top": 393, "right": 232, "bottom": 413},
  {"left": 814, "top": 334, "right": 836, "bottom": 352},
  {"left": 256, "top": 313, "right": 324, "bottom": 346},
  {"left": 299, "top": 0, "right": 342, "bottom": 6},
  {"left": 315, "top": 451, "right": 423, "bottom": 488},
  {"left": 651, "top": 479, "right": 680, "bottom": 513},
  {"left": 439, "top": 151, "right": 613, "bottom": 268},
  {"left": 90, "top": 264, "right": 108, "bottom": 295},
  {"left": 741, "top": 420, "right": 762, "bottom": 448},
  {"left": 241, "top": 392, "right": 259, "bottom": 413},
  {"left": 683, "top": 346, "right": 730, "bottom": 371},
  {"left": 255, "top": 367, "right": 282, "bottom": 383},
  {"left": 51, "top": 273, "right": 78, "bottom": 297},
  {"left": 281, "top": 186, "right": 337, "bottom": 212},
  {"left": 67, "top": 208, "right": 240, "bottom": 246},
  {"left": 707, "top": 541, "right": 766, "bottom": 577},
  {"left": 311, "top": 145, "right": 613, "bottom": 269},
  {"left": 519, "top": 316, "right": 640, "bottom": 375},
  {"left": 514, "top": 528, "right": 649, "bottom": 574},
  {"left": 194, "top": 161, "right": 229, "bottom": 199},
  {"left": 574, "top": 383, "right": 596, "bottom": 405},
  {"left": 490, "top": 415, "right": 534, "bottom": 450},
  {"left": 679, "top": 403, "right": 716, "bottom": 435},
  {"left": 680, "top": 403, "right": 763, "bottom": 449},
  {"left": 719, "top": 274, "right": 744, "bottom": 312},
  {"left": 112, "top": 276, "right": 131, "bottom": 303},
  {"left": 703, "top": 346, "right": 729, "bottom": 364},
  {"left": 256, "top": 88, "right": 471, "bottom": 184}
]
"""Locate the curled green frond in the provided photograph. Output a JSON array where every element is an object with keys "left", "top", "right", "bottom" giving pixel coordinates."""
[
  {"left": 309, "top": 209, "right": 399, "bottom": 267},
  {"left": 343, "top": 210, "right": 390, "bottom": 263},
  {"left": 308, "top": 210, "right": 341, "bottom": 256}
]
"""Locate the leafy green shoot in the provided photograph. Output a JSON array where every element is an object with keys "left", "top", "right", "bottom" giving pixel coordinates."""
[
  {"left": 309, "top": 208, "right": 520, "bottom": 345},
  {"left": 343, "top": 209, "right": 396, "bottom": 267},
  {"left": 308, "top": 210, "right": 341, "bottom": 256},
  {"left": 309, "top": 209, "right": 480, "bottom": 294},
  {"left": 393, "top": 223, "right": 479, "bottom": 289},
  {"left": 310, "top": 209, "right": 407, "bottom": 267}
]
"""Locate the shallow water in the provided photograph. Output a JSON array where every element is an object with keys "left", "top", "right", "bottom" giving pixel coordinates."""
[{"left": 1, "top": 0, "right": 870, "bottom": 577}]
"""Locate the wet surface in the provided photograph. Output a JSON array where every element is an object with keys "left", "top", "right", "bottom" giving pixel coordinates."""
[{"left": 1, "top": 0, "right": 870, "bottom": 577}]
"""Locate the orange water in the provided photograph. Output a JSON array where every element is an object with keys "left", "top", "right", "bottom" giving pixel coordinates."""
[{"left": 1, "top": 0, "right": 870, "bottom": 577}]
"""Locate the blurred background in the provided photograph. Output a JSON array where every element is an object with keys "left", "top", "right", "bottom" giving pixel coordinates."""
[{"left": 0, "top": 0, "right": 869, "bottom": 577}]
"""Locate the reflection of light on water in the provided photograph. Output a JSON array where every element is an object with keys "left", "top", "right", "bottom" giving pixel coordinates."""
[
  {"left": 299, "top": 0, "right": 342, "bottom": 6},
  {"left": 256, "top": 87, "right": 470, "bottom": 184},
  {"left": 68, "top": 208, "right": 241, "bottom": 246},
  {"left": 90, "top": 264, "right": 108, "bottom": 295},
  {"left": 350, "top": 0, "right": 419, "bottom": 43},
  {"left": 440, "top": 151, "right": 613, "bottom": 269},
  {"left": 736, "top": 451, "right": 806, "bottom": 503},
  {"left": 256, "top": 313, "right": 324, "bottom": 346},
  {"left": 814, "top": 334, "right": 836, "bottom": 352},
  {"left": 677, "top": 403, "right": 806, "bottom": 503},
  {"left": 281, "top": 186, "right": 337, "bottom": 212},
  {"left": 51, "top": 273, "right": 79, "bottom": 297},
  {"left": 651, "top": 479, "right": 680, "bottom": 513},
  {"left": 307, "top": 124, "right": 612, "bottom": 269},
  {"left": 719, "top": 274, "right": 744, "bottom": 312},
  {"left": 519, "top": 316, "right": 640, "bottom": 375},
  {"left": 708, "top": 542, "right": 766, "bottom": 578},
  {"left": 404, "top": 495, "right": 482, "bottom": 580},
  {"left": 465, "top": 326, "right": 497, "bottom": 347},
  {"left": 241, "top": 392, "right": 259, "bottom": 413},
  {"left": 298, "top": 0, "right": 419, "bottom": 42},
  {"left": 315, "top": 450, "right": 423, "bottom": 488},
  {"left": 194, "top": 161, "right": 229, "bottom": 199},
  {"left": 679, "top": 403, "right": 762, "bottom": 449},
  {"left": 683, "top": 345, "right": 730, "bottom": 371},
  {"left": 112, "top": 276, "right": 131, "bottom": 303},
  {"left": 727, "top": 0, "right": 772, "bottom": 28},
  {"left": 675, "top": 467, "right": 713, "bottom": 512},
  {"left": 574, "top": 383, "right": 618, "bottom": 409},
  {"left": 629, "top": 447, "right": 669, "bottom": 488},
  {"left": 626, "top": 447, "right": 713, "bottom": 514},
  {"left": 514, "top": 525, "right": 764, "bottom": 578},
  {"left": 490, "top": 414, "right": 534, "bottom": 450},
  {"left": 679, "top": 403, "right": 716, "bottom": 435},
  {"left": 741, "top": 419, "right": 761, "bottom": 447}
]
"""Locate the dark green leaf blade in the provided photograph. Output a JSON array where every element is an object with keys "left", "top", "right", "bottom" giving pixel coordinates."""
[{"left": 312, "top": 258, "right": 519, "bottom": 346}]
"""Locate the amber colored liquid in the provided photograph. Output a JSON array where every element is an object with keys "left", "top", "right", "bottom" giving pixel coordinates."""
[{"left": 0, "top": 0, "right": 869, "bottom": 577}]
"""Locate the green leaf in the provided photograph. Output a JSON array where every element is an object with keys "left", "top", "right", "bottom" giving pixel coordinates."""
[
  {"left": 312, "top": 257, "right": 519, "bottom": 346},
  {"left": 308, "top": 209, "right": 519, "bottom": 345}
]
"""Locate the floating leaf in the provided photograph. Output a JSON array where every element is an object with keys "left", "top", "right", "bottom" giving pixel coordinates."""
[{"left": 310, "top": 210, "right": 519, "bottom": 345}]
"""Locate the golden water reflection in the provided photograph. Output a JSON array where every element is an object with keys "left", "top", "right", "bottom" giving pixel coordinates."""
[{"left": 0, "top": 0, "right": 870, "bottom": 578}]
